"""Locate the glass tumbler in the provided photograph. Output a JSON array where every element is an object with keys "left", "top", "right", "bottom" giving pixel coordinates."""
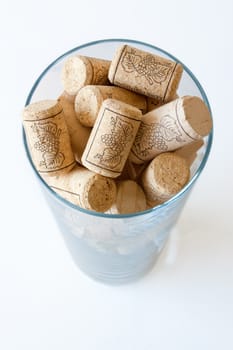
[{"left": 23, "top": 39, "right": 213, "bottom": 284}]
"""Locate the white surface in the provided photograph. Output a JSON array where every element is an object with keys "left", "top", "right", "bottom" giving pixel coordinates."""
[{"left": 1, "top": 0, "right": 233, "bottom": 349}]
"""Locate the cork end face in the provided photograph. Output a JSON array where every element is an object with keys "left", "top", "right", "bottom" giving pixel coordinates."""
[
  {"left": 75, "top": 86, "right": 103, "bottom": 127},
  {"left": 61, "top": 55, "right": 93, "bottom": 95},
  {"left": 182, "top": 96, "right": 213, "bottom": 136},
  {"left": 23, "top": 100, "right": 62, "bottom": 120},
  {"left": 153, "top": 152, "right": 190, "bottom": 197},
  {"left": 87, "top": 176, "right": 117, "bottom": 212}
]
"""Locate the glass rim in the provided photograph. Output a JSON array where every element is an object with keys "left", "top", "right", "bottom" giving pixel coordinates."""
[{"left": 23, "top": 38, "right": 213, "bottom": 219}]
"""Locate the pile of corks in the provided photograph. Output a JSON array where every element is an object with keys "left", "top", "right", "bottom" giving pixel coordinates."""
[{"left": 23, "top": 44, "right": 212, "bottom": 214}]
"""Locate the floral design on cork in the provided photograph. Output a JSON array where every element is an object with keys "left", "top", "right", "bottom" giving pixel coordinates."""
[
  {"left": 95, "top": 116, "right": 134, "bottom": 169},
  {"left": 31, "top": 121, "right": 65, "bottom": 169},
  {"left": 132, "top": 115, "right": 184, "bottom": 158},
  {"left": 121, "top": 48, "right": 173, "bottom": 85}
]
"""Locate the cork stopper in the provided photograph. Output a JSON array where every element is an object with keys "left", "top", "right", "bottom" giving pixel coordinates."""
[
  {"left": 107, "top": 180, "right": 146, "bottom": 214},
  {"left": 75, "top": 85, "right": 147, "bottom": 127},
  {"left": 61, "top": 55, "right": 110, "bottom": 95},
  {"left": 130, "top": 96, "right": 212, "bottom": 164},
  {"left": 108, "top": 45, "right": 183, "bottom": 102},
  {"left": 81, "top": 98, "right": 142, "bottom": 178},
  {"left": 58, "top": 92, "right": 91, "bottom": 163},
  {"left": 23, "top": 100, "right": 76, "bottom": 176},
  {"left": 141, "top": 152, "right": 190, "bottom": 203},
  {"left": 43, "top": 165, "right": 117, "bottom": 212}
]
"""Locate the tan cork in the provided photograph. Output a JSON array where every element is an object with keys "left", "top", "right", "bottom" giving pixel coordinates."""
[
  {"left": 23, "top": 100, "right": 76, "bottom": 176},
  {"left": 108, "top": 45, "right": 183, "bottom": 102},
  {"left": 58, "top": 92, "right": 91, "bottom": 163},
  {"left": 129, "top": 96, "right": 212, "bottom": 164},
  {"left": 107, "top": 180, "right": 146, "bottom": 214},
  {"left": 141, "top": 152, "right": 190, "bottom": 203},
  {"left": 174, "top": 139, "right": 204, "bottom": 166},
  {"left": 75, "top": 85, "right": 147, "bottom": 127},
  {"left": 61, "top": 55, "right": 110, "bottom": 95},
  {"left": 43, "top": 165, "right": 117, "bottom": 212},
  {"left": 81, "top": 98, "right": 142, "bottom": 178}
]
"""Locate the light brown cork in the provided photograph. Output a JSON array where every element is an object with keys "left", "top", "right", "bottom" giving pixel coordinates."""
[
  {"left": 174, "top": 139, "right": 204, "bottom": 166},
  {"left": 108, "top": 45, "right": 183, "bottom": 102},
  {"left": 107, "top": 180, "right": 146, "bottom": 214},
  {"left": 61, "top": 55, "right": 110, "bottom": 95},
  {"left": 129, "top": 96, "right": 212, "bottom": 164},
  {"left": 58, "top": 92, "right": 91, "bottom": 163},
  {"left": 43, "top": 165, "right": 117, "bottom": 212},
  {"left": 75, "top": 85, "right": 147, "bottom": 127},
  {"left": 81, "top": 98, "right": 142, "bottom": 178},
  {"left": 141, "top": 152, "right": 190, "bottom": 203},
  {"left": 23, "top": 100, "right": 76, "bottom": 176}
]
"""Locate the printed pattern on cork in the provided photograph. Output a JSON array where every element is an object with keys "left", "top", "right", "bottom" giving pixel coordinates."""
[
  {"left": 81, "top": 99, "right": 142, "bottom": 178},
  {"left": 23, "top": 100, "right": 76, "bottom": 175},
  {"left": 109, "top": 45, "right": 183, "bottom": 102},
  {"left": 130, "top": 96, "right": 211, "bottom": 164}
]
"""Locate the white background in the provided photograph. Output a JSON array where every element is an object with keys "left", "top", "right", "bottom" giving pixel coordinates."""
[{"left": 1, "top": 0, "right": 233, "bottom": 349}]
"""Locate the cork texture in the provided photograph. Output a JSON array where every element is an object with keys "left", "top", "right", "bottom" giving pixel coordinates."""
[
  {"left": 43, "top": 166, "right": 117, "bottom": 212},
  {"left": 141, "top": 152, "right": 190, "bottom": 203},
  {"left": 108, "top": 45, "right": 183, "bottom": 102},
  {"left": 23, "top": 100, "right": 75, "bottom": 176},
  {"left": 107, "top": 180, "right": 146, "bottom": 214},
  {"left": 81, "top": 99, "right": 142, "bottom": 178},
  {"left": 75, "top": 85, "right": 147, "bottom": 127},
  {"left": 58, "top": 92, "right": 91, "bottom": 163},
  {"left": 61, "top": 55, "right": 110, "bottom": 95},
  {"left": 129, "top": 96, "right": 212, "bottom": 164}
]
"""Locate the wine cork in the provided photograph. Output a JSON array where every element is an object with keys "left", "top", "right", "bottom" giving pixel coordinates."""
[
  {"left": 75, "top": 85, "right": 147, "bottom": 127},
  {"left": 58, "top": 92, "right": 91, "bottom": 163},
  {"left": 174, "top": 139, "right": 204, "bottom": 166},
  {"left": 141, "top": 152, "right": 190, "bottom": 203},
  {"left": 107, "top": 180, "right": 146, "bottom": 214},
  {"left": 81, "top": 99, "right": 142, "bottom": 178},
  {"left": 147, "top": 92, "right": 179, "bottom": 112},
  {"left": 61, "top": 55, "right": 110, "bottom": 95},
  {"left": 22, "top": 100, "right": 76, "bottom": 176},
  {"left": 130, "top": 96, "right": 212, "bottom": 164},
  {"left": 108, "top": 45, "right": 183, "bottom": 102},
  {"left": 43, "top": 165, "right": 117, "bottom": 212}
]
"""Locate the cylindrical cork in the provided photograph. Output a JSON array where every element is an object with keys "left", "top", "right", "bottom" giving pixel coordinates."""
[
  {"left": 174, "top": 139, "right": 204, "bottom": 166},
  {"left": 108, "top": 45, "right": 183, "bottom": 102},
  {"left": 58, "top": 92, "right": 91, "bottom": 163},
  {"left": 107, "top": 180, "right": 146, "bottom": 214},
  {"left": 75, "top": 85, "right": 147, "bottom": 127},
  {"left": 129, "top": 96, "right": 212, "bottom": 164},
  {"left": 141, "top": 152, "right": 190, "bottom": 203},
  {"left": 23, "top": 100, "right": 76, "bottom": 176},
  {"left": 81, "top": 99, "right": 142, "bottom": 178},
  {"left": 43, "top": 165, "right": 116, "bottom": 212},
  {"left": 61, "top": 55, "right": 110, "bottom": 95}
]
